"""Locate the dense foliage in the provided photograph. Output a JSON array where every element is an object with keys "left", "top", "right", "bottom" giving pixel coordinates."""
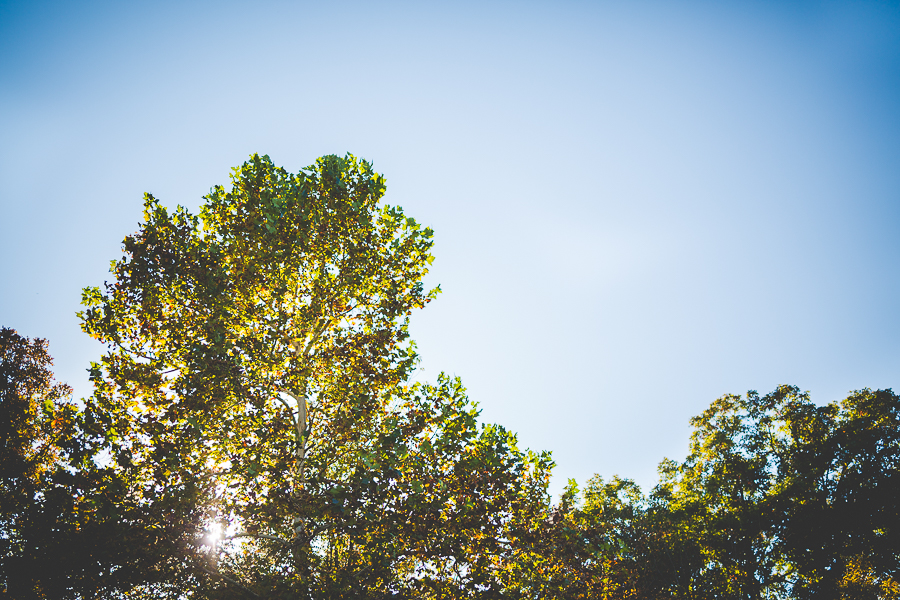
[
  {"left": 1, "top": 154, "right": 897, "bottom": 598},
  {"left": 533, "top": 386, "right": 900, "bottom": 599}
]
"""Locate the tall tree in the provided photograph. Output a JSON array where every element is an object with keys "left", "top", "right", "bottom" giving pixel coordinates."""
[{"left": 79, "top": 153, "right": 552, "bottom": 598}]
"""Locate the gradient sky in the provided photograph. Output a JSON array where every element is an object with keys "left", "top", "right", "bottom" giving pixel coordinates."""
[{"left": 2, "top": 0, "right": 899, "bottom": 494}]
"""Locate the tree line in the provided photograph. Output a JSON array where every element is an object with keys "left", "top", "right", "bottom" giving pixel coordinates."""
[{"left": 2, "top": 154, "right": 898, "bottom": 599}]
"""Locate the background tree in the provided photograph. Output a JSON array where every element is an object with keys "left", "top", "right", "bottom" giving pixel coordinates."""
[
  {"left": 1, "top": 327, "right": 200, "bottom": 598},
  {"left": 512, "top": 476, "right": 652, "bottom": 599},
  {"left": 534, "top": 384, "right": 899, "bottom": 600},
  {"left": 513, "top": 475, "right": 705, "bottom": 600},
  {"left": 0, "top": 327, "right": 75, "bottom": 597},
  {"left": 653, "top": 388, "right": 798, "bottom": 599},
  {"left": 777, "top": 387, "right": 900, "bottom": 599}
]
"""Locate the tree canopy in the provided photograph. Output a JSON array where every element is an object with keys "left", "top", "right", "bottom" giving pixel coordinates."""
[
  {"left": 74, "top": 153, "right": 553, "bottom": 598},
  {"left": 1, "top": 153, "right": 897, "bottom": 599}
]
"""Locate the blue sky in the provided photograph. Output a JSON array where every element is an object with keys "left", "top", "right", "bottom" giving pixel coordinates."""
[{"left": 2, "top": 0, "right": 898, "bottom": 493}]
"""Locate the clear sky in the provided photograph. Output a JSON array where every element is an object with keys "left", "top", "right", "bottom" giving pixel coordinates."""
[{"left": 2, "top": 0, "right": 898, "bottom": 494}]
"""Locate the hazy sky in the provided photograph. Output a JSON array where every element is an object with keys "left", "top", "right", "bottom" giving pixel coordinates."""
[{"left": 2, "top": 0, "right": 898, "bottom": 494}]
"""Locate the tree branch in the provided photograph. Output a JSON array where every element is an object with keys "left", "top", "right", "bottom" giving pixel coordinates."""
[
  {"left": 301, "top": 318, "right": 329, "bottom": 357},
  {"left": 225, "top": 532, "right": 291, "bottom": 545},
  {"left": 112, "top": 339, "right": 158, "bottom": 362},
  {"left": 272, "top": 392, "right": 299, "bottom": 432},
  {"left": 200, "top": 565, "right": 260, "bottom": 598}
]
